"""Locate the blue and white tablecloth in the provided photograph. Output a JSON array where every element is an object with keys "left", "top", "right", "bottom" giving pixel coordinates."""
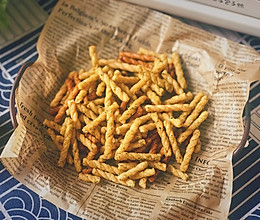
[{"left": 0, "top": 0, "right": 259, "bottom": 219}]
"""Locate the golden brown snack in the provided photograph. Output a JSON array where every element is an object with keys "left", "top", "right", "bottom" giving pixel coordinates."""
[
  {"left": 87, "top": 102, "right": 103, "bottom": 115},
  {"left": 139, "top": 122, "right": 156, "bottom": 134},
  {"left": 130, "top": 78, "right": 149, "bottom": 95},
  {"left": 54, "top": 86, "right": 79, "bottom": 123},
  {"left": 160, "top": 113, "right": 183, "bottom": 128},
  {"left": 131, "top": 168, "right": 156, "bottom": 179},
  {"left": 145, "top": 104, "right": 191, "bottom": 112},
  {"left": 82, "top": 110, "right": 106, "bottom": 133},
  {"left": 100, "top": 102, "right": 118, "bottom": 161},
  {"left": 89, "top": 45, "right": 98, "bottom": 67},
  {"left": 119, "top": 55, "right": 153, "bottom": 68},
  {"left": 78, "top": 73, "right": 99, "bottom": 90},
  {"left": 57, "top": 120, "right": 73, "bottom": 167},
  {"left": 148, "top": 161, "right": 167, "bottom": 171},
  {"left": 178, "top": 92, "right": 204, "bottom": 123},
  {"left": 96, "top": 81, "right": 106, "bottom": 96},
  {"left": 79, "top": 68, "right": 96, "bottom": 80},
  {"left": 112, "top": 74, "right": 140, "bottom": 84},
  {"left": 163, "top": 119, "right": 182, "bottom": 163},
  {"left": 177, "top": 111, "right": 208, "bottom": 144},
  {"left": 67, "top": 100, "right": 81, "bottom": 129},
  {"left": 127, "top": 139, "right": 146, "bottom": 151},
  {"left": 99, "top": 68, "right": 130, "bottom": 103},
  {"left": 161, "top": 71, "right": 184, "bottom": 95},
  {"left": 45, "top": 46, "right": 209, "bottom": 188},
  {"left": 142, "top": 85, "right": 161, "bottom": 105},
  {"left": 139, "top": 178, "right": 148, "bottom": 189},
  {"left": 194, "top": 139, "right": 201, "bottom": 153},
  {"left": 172, "top": 52, "right": 187, "bottom": 89},
  {"left": 83, "top": 159, "right": 120, "bottom": 175},
  {"left": 77, "top": 104, "right": 97, "bottom": 120},
  {"left": 92, "top": 168, "right": 135, "bottom": 187},
  {"left": 78, "top": 173, "right": 101, "bottom": 184},
  {"left": 161, "top": 70, "right": 174, "bottom": 93},
  {"left": 150, "top": 113, "right": 171, "bottom": 157},
  {"left": 98, "top": 59, "right": 139, "bottom": 72},
  {"left": 152, "top": 54, "right": 168, "bottom": 74},
  {"left": 71, "top": 129, "right": 82, "bottom": 172},
  {"left": 137, "top": 47, "right": 158, "bottom": 57},
  {"left": 77, "top": 133, "right": 98, "bottom": 160},
  {"left": 50, "top": 83, "right": 67, "bottom": 107},
  {"left": 115, "top": 152, "right": 161, "bottom": 161},
  {"left": 183, "top": 95, "right": 208, "bottom": 127},
  {"left": 75, "top": 89, "right": 88, "bottom": 103},
  {"left": 43, "top": 119, "right": 61, "bottom": 132},
  {"left": 120, "top": 51, "right": 156, "bottom": 62},
  {"left": 163, "top": 92, "right": 193, "bottom": 105},
  {"left": 180, "top": 129, "right": 200, "bottom": 172},
  {"left": 115, "top": 118, "right": 143, "bottom": 156},
  {"left": 119, "top": 96, "right": 147, "bottom": 124},
  {"left": 118, "top": 161, "right": 148, "bottom": 180},
  {"left": 167, "top": 164, "right": 189, "bottom": 181},
  {"left": 118, "top": 162, "right": 138, "bottom": 172}
]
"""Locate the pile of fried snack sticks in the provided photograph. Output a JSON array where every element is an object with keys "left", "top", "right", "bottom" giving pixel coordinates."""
[{"left": 44, "top": 46, "right": 209, "bottom": 188}]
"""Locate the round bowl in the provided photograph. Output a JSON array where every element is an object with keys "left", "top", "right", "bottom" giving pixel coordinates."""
[{"left": 10, "top": 62, "right": 251, "bottom": 159}]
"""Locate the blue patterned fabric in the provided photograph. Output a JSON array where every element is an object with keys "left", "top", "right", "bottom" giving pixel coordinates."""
[{"left": 0, "top": 0, "right": 259, "bottom": 219}]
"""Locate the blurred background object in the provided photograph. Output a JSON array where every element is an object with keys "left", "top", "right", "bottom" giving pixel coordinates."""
[
  {"left": 123, "top": 0, "right": 260, "bottom": 37},
  {"left": 0, "top": 0, "right": 47, "bottom": 48},
  {"left": 0, "top": 0, "right": 9, "bottom": 27}
]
